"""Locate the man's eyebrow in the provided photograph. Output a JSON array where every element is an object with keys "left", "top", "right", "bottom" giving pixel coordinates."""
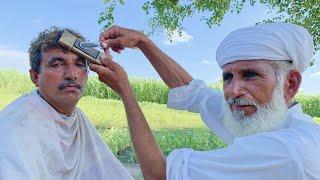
[
  {"left": 75, "top": 57, "right": 86, "bottom": 63},
  {"left": 48, "top": 56, "right": 65, "bottom": 64},
  {"left": 240, "top": 68, "right": 258, "bottom": 73},
  {"left": 240, "top": 68, "right": 268, "bottom": 75},
  {"left": 222, "top": 70, "right": 232, "bottom": 75}
]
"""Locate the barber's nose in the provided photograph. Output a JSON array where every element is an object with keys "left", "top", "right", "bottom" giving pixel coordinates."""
[
  {"left": 64, "top": 65, "right": 78, "bottom": 80},
  {"left": 225, "top": 80, "right": 245, "bottom": 99}
]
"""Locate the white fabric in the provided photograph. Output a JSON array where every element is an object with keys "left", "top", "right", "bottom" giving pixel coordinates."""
[
  {"left": 166, "top": 79, "right": 320, "bottom": 180},
  {"left": 0, "top": 90, "right": 133, "bottom": 180},
  {"left": 216, "top": 23, "right": 314, "bottom": 72}
]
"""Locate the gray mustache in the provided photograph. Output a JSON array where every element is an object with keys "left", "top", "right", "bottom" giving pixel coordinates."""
[
  {"left": 58, "top": 80, "right": 81, "bottom": 90},
  {"left": 227, "top": 98, "right": 256, "bottom": 106}
]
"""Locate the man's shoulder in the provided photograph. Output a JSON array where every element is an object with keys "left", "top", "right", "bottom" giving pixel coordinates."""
[
  {"left": 0, "top": 92, "right": 39, "bottom": 139},
  {"left": 1, "top": 91, "right": 37, "bottom": 114}
]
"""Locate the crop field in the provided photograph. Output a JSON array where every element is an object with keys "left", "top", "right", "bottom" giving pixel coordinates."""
[{"left": 1, "top": 70, "right": 319, "bottom": 165}]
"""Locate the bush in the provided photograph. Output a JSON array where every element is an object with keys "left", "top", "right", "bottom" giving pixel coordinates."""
[{"left": 295, "top": 95, "right": 320, "bottom": 117}]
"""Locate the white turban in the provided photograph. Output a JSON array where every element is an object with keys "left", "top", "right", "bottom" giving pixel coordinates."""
[{"left": 216, "top": 23, "right": 314, "bottom": 72}]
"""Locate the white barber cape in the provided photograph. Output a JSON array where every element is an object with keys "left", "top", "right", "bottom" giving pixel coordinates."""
[
  {"left": 166, "top": 79, "right": 320, "bottom": 180},
  {"left": 0, "top": 90, "right": 133, "bottom": 180}
]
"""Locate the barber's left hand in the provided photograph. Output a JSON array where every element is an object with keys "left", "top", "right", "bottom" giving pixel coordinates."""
[{"left": 89, "top": 56, "right": 132, "bottom": 97}]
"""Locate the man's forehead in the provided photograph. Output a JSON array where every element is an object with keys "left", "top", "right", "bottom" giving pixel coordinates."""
[
  {"left": 222, "top": 60, "right": 273, "bottom": 72},
  {"left": 42, "top": 48, "right": 84, "bottom": 62}
]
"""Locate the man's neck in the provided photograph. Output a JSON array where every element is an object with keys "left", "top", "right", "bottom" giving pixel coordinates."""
[{"left": 37, "top": 90, "right": 76, "bottom": 116}]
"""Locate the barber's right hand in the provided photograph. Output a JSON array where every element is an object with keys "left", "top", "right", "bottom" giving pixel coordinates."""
[{"left": 100, "top": 25, "right": 146, "bottom": 54}]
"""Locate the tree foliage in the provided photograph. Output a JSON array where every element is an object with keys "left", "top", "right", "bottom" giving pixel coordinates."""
[
  {"left": 259, "top": 0, "right": 320, "bottom": 51},
  {"left": 99, "top": 0, "right": 320, "bottom": 52}
]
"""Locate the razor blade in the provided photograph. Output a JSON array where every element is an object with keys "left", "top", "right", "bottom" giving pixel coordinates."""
[
  {"left": 80, "top": 41, "right": 140, "bottom": 50},
  {"left": 56, "top": 31, "right": 111, "bottom": 65},
  {"left": 79, "top": 42, "right": 101, "bottom": 49}
]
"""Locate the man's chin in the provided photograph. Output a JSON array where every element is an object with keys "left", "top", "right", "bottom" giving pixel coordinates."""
[
  {"left": 61, "top": 86, "right": 82, "bottom": 93},
  {"left": 59, "top": 92, "right": 83, "bottom": 104},
  {"left": 223, "top": 105, "right": 287, "bottom": 137}
]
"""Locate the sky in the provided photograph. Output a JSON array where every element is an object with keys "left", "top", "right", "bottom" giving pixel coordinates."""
[{"left": 0, "top": 0, "right": 319, "bottom": 95}]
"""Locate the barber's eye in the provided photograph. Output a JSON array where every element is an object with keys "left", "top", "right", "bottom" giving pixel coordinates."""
[
  {"left": 223, "top": 73, "right": 233, "bottom": 83},
  {"left": 243, "top": 70, "right": 258, "bottom": 79}
]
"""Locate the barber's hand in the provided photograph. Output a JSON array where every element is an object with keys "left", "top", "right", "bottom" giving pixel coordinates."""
[
  {"left": 89, "top": 56, "right": 132, "bottom": 97},
  {"left": 100, "top": 25, "right": 146, "bottom": 53}
]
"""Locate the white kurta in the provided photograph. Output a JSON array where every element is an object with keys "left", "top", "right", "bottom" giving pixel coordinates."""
[
  {"left": 0, "top": 90, "right": 133, "bottom": 180},
  {"left": 166, "top": 79, "right": 320, "bottom": 180}
]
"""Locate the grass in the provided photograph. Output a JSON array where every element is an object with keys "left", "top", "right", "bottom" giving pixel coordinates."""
[
  {"left": 295, "top": 95, "right": 320, "bottom": 117},
  {"left": 0, "top": 88, "right": 21, "bottom": 109},
  {"left": 78, "top": 96, "right": 205, "bottom": 130},
  {"left": 0, "top": 88, "right": 205, "bottom": 130},
  {"left": 0, "top": 88, "right": 223, "bottom": 163},
  {"left": 1, "top": 88, "right": 319, "bottom": 164},
  {"left": 100, "top": 128, "right": 225, "bottom": 163}
]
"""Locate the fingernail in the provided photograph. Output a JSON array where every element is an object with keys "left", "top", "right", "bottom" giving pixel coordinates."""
[
  {"left": 101, "top": 42, "right": 108, "bottom": 48},
  {"left": 100, "top": 54, "right": 107, "bottom": 60}
]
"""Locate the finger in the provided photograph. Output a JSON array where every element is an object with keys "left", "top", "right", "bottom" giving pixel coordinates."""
[
  {"left": 103, "top": 38, "right": 124, "bottom": 50},
  {"left": 100, "top": 41, "right": 108, "bottom": 49},
  {"left": 99, "top": 25, "right": 120, "bottom": 42},
  {"left": 99, "top": 54, "right": 113, "bottom": 66},
  {"left": 89, "top": 63, "right": 114, "bottom": 76},
  {"left": 107, "top": 60, "right": 123, "bottom": 71},
  {"left": 111, "top": 47, "right": 123, "bottom": 54},
  {"left": 111, "top": 47, "right": 119, "bottom": 53},
  {"left": 102, "top": 46, "right": 111, "bottom": 56}
]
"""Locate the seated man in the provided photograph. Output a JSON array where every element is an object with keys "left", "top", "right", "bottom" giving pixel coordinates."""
[
  {"left": 92, "top": 23, "right": 320, "bottom": 179},
  {"left": 0, "top": 27, "right": 133, "bottom": 180}
]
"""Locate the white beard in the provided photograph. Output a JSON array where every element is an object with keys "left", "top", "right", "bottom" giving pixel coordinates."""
[{"left": 222, "top": 82, "right": 288, "bottom": 137}]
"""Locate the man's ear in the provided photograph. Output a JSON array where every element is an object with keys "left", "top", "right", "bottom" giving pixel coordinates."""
[
  {"left": 284, "top": 70, "right": 302, "bottom": 103},
  {"left": 29, "top": 69, "right": 39, "bottom": 87}
]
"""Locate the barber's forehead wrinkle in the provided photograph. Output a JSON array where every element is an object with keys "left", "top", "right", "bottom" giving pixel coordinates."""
[{"left": 223, "top": 60, "right": 274, "bottom": 74}]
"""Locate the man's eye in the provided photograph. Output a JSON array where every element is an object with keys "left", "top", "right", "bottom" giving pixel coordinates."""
[
  {"left": 76, "top": 63, "right": 85, "bottom": 67},
  {"left": 51, "top": 63, "right": 63, "bottom": 67},
  {"left": 76, "top": 63, "right": 86, "bottom": 70},
  {"left": 223, "top": 73, "right": 233, "bottom": 83},
  {"left": 243, "top": 71, "right": 258, "bottom": 79}
]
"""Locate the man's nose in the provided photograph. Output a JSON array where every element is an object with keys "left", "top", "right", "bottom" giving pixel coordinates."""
[
  {"left": 225, "top": 80, "right": 246, "bottom": 99},
  {"left": 64, "top": 65, "right": 78, "bottom": 80}
]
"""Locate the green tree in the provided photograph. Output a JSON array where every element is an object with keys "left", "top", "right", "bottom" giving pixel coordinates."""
[{"left": 99, "top": 0, "right": 320, "bottom": 52}]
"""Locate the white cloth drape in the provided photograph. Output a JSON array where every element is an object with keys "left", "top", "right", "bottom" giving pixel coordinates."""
[{"left": 0, "top": 90, "right": 133, "bottom": 180}]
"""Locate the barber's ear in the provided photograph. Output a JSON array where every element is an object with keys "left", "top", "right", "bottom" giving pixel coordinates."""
[
  {"left": 29, "top": 69, "right": 39, "bottom": 87},
  {"left": 284, "top": 70, "right": 301, "bottom": 103}
]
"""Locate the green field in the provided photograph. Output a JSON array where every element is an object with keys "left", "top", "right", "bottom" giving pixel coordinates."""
[
  {"left": 0, "top": 88, "right": 225, "bottom": 163},
  {"left": 1, "top": 70, "right": 319, "bottom": 164}
]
